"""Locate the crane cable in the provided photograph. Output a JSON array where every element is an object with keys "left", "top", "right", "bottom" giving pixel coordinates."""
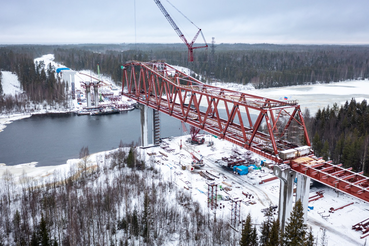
[{"left": 165, "top": 0, "right": 200, "bottom": 30}]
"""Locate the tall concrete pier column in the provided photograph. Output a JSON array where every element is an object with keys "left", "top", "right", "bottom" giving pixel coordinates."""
[
  {"left": 295, "top": 173, "right": 310, "bottom": 222},
  {"left": 273, "top": 165, "right": 296, "bottom": 232},
  {"left": 140, "top": 104, "right": 149, "bottom": 147}
]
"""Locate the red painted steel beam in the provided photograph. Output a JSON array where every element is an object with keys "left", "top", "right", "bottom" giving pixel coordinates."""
[{"left": 291, "top": 159, "right": 369, "bottom": 203}]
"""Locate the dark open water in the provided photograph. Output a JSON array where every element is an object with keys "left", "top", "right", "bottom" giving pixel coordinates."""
[{"left": 0, "top": 109, "right": 183, "bottom": 166}]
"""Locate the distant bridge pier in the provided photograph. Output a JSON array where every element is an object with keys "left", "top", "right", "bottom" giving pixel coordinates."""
[
  {"left": 93, "top": 82, "right": 99, "bottom": 106},
  {"left": 85, "top": 82, "right": 91, "bottom": 108},
  {"left": 273, "top": 165, "right": 296, "bottom": 232},
  {"left": 295, "top": 173, "right": 310, "bottom": 222}
]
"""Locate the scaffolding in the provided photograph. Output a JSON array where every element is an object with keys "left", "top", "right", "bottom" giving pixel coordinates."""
[
  {"left": 230, "top": 199, "right": 241, "bottom": 228},
  {"left": 153, "top": 109, "right": 161, "bottom": 145},
  {"left": 207, "top": 183, "right": 218, "bottom": 210}
]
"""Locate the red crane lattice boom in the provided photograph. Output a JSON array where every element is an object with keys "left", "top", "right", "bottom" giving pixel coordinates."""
[{"left": 153, "top": 0, "right": 208, "bottom": 62}]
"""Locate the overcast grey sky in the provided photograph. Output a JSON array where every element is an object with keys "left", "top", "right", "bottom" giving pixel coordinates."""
[{"left": 1, "top": 0, "right": 369, "bottom": 45}]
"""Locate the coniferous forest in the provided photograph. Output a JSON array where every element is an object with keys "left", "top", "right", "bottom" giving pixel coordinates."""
[
  {"left": 53, "top": 43, "right": 369, "bottom": 88},
  {"left": 0, "top": 46, "right": 68, "bottom": 113},
  {"left": 305, "top": 99, "right": 369, "bottom": 175}
]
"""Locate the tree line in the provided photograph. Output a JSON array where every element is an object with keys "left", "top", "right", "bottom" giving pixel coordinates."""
[
  {"left": 305, "top": 99, "right": 369, "bottom": 174},
  {"left": 2, "top": 44, "right": 369, "bottom": 114},
  {"left": 53, "top": 44, "right": 369, "bottom": 88}
]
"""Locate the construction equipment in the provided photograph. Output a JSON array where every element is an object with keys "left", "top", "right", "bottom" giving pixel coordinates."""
[
  {"left": 189, "top": 126, "right": 205, "bottom": 145},
  {"left": 191, "top": 152, "right": 204, "bottom": 168},
  {"left": 153, "top": 0, "right": 208, "bottom": 62}
]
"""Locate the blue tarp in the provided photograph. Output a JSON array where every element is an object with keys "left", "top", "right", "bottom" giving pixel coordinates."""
[
  {"left": 56, "top": 67, "right": 70, "bottom": 73},
  {"left": 233, "top": 165, "right": 249, "bottom": 175}
]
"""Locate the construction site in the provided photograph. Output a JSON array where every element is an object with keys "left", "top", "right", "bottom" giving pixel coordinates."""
[
  {"left": 113, "top": 0, "right": 369, "bottom": 243},
  {"left": 56, "top": 64, "right": 136, "bottom": 116}
]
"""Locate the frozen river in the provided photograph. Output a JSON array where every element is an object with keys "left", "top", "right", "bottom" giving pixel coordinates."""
[{"left": 250, "top": 80, "right": 369, "bottom": 115}]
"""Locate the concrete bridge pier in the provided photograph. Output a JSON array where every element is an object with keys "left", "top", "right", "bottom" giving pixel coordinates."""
[
  {"left": 140, "top": 105, "right": 161, "bottom": 146},
  {"left": 140, "top": 104, "right": 149, "bottom": 147},
  {"left": 85, "top": 82, "right": 91, "bottom": 108},
  {"left": 295, "top": 173, "right": 310, "bottom": 222},
  {"left": 273, "top": 165, "right": 296, "bottom": 232}
]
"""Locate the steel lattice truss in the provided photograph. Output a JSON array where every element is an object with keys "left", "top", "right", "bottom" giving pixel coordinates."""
[
  {"left": 121, "top": 61, "right": 311, "bottom": 163},
  {"left": 121, "top": 61, "right": 369, "bottom": 202},
  {"left": 291, "top": 157, "right": 369, "bottom": 202}
]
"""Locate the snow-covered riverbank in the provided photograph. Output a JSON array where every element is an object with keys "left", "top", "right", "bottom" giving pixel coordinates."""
[{"left": 1, "top": 134, "right": 367, "bottom": 245}]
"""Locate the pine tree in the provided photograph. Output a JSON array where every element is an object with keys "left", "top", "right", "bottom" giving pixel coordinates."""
[
  {"left": 142, "top": 192, "right": 150, "bottom": 242},
  {"left": 268, "top": 219, "right": 281, "bottom": 246},
  {"left": 240, "top": 213, "right": 253, "bottom": 246},
  {"left": 30, "top": 231, "right": 38, "bottom": 246},
  {"left": 132, "top": 207, "right": 139, "bottom": 237},
  {"left": 250, "top": 226, "right": 258, "bottom": 246},
  {"left": 260, "top": 206, "right": 274, "bottom": 245},
  {"left": 39, "top": 213, "right": 51, "bottom": 246},
  {"left": 282, "top": 199, "right": 308, "bottom": 246},
  {"left": 126, "top": 147, "right": 135, "bottom": 168},
  {"left": 305, "top": 228, "right": 314, "bottom": 246}
]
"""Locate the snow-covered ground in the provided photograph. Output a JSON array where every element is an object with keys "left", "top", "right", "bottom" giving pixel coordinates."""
[
  {"left": 0, "top": 71, "right": 30, "bottom": 132},
  {"left": 1, "top": 71, "right": 23, "bottom": 95},
  {"left": 1, "top": 54, "right": 369, "bottom": 244},
  {"left": 1, "top": 135, "right": 368, "bottom": 245},
  {"left": 211, "top": 80, "right": 369, "bottom": 116}
]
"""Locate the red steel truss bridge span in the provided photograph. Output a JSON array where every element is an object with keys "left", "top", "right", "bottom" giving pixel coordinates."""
[{"left": 121, "top": 61, "right": 369, "bottom": 202}]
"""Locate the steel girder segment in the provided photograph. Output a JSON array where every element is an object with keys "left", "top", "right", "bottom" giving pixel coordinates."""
[
  {"left": 291, "top": 160, "right": 369, "bottom": 202},
  {"left": 121, "top": 61, "right": 310, "bottom": 163}
]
